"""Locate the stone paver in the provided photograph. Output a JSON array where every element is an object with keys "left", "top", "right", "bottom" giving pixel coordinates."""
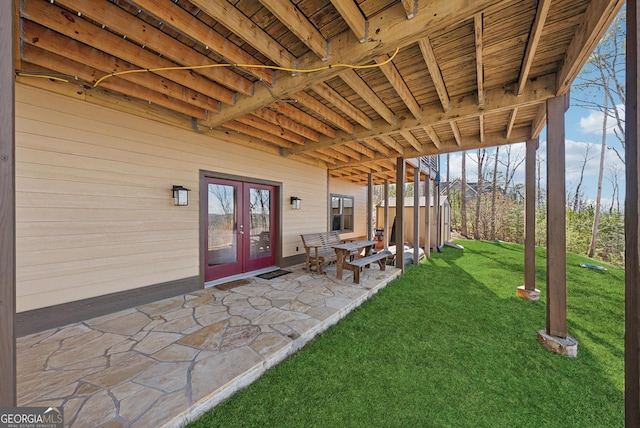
[{"left": 16, "top": 263, "right": 400, "bottom": 427}]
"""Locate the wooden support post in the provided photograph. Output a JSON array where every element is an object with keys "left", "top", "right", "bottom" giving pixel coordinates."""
[
  {"left": 396, "top": 158, "right": 405, "bottom": 271},
  {"left": 413, "top": 163, "right": 420, "bottom": 264},
  {"left": 626, "top": 1, "right": 640, "bottom": 424},
  {"left": 518, "top": 138, "right": 540, "bottom": 301},
  {"left": 384, "top": 179, "right": 389, "bottom": 251},
  {"left": 537, "top": 95, "right": 577, "bottom": 357},
  {"left": 0, "top": 0, "right": 17, "bottom": 406},
  {"left": 425, "top": 173, "right": 431, "bottom": 258},
  {"left": 367, "top": 173, "right": 373, "bottom": 241}
]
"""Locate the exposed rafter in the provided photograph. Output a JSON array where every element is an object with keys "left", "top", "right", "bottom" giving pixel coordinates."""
[
  {"left": 375, "top": 54, "right": 421, "bottom": 119},
  {"left": 450, "top": 122, "right": 462, "bottom": 146},
  {"left": 425, "top": 126, "right": 442, "bottom": 149},
  {"left": 474, "top": 13, "right": 485, "bottom": 105},
  {"left": 329, "top": 0, "right": 367, "bottom": 42},
  {"left": 340, "top": 70, "right": 396, "bottom": 125},
  {"left": 419, "top": 37, "right": 450, "bottom": 112},
  {"left": 401, "top": 0, "right": 418, "bottom": 19},
  {"left": 505, "top": 107, "right": 518, "bottom": 139},
  {"left": 312, "top": 83, "right": 372, "bottom": 129},
  {"left": 517, "top": 0, "right": 551, "bottom": 95}
]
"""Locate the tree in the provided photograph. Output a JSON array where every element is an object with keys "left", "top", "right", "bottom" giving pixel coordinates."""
[
  {"left": 571, "top": 144, "right": 593, "bottom": 212},
  {"left": 461, "top": 151, "right": 468, "bottom": 237},
  {"left": 490, "top": 146, "right": 500, "bottom": 240},
  {"left": 589, "top": 79, "right": 609, "bottom": 258},
  {"left": 474, "top": 148, "right": 486, "bottom": 239},
  {"left": 499, "top": 144, "right": 525, "bottom": 195}
]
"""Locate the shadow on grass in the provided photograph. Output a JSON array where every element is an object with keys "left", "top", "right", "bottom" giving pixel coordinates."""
[{"left": 190, "top": 241, "right": 623, "bottom": 428}]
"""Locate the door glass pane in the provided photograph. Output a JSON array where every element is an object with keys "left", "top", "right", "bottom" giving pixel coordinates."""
[
  {"left": 208, "top": 184, "right": 237, "bottom": 266},
  {"left": 249, "top": 188, "right": 271, "bottom": 259}
]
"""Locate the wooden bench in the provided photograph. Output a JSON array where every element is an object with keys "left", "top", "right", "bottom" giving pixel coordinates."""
[
  {"left": 300, "top": 231, "right": 342, "bottom": 274},
  {"left": 345, "top": 250, "right": 392, "bottom": 284}
]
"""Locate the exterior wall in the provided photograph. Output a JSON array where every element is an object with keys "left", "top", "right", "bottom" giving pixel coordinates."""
[
  {"left": 328, "top": 177, "right": 368, "bottom": 240},
  {"left": 15, "top": 84, "right": 327, "bottom": 312},
  {"left": 375, "top": 204, "right": 449, "bottom": 248}
]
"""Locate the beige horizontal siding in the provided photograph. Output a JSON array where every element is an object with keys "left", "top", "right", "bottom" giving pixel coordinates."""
[{"left": 15, "top": 84, "right": 331, "bottom": 312}]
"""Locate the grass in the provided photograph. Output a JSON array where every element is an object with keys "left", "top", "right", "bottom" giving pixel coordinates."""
[{"left": 189, "top": 240, "right": 624, "bottom": 427}]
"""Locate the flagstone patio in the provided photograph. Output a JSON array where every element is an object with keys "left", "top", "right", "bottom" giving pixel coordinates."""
[{"left": 17, "top": 263, "right": 401, "bottom": 427}]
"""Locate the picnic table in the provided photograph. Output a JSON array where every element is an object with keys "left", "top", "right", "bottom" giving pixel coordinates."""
[{"left": 332, "top": 240, "right": 391, "bottom": 283}]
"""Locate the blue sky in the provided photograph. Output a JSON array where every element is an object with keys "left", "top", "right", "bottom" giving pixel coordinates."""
[{"left": 442, "top": 102, "right": 626, "bottom": 210}]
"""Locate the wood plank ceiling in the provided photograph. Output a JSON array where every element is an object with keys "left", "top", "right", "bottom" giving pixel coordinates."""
[{"left": 15, "top": 0, "right": 624, "bottom": 185}]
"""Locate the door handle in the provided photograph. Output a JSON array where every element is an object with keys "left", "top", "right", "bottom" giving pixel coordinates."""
[{"left": 239, "top": 231, "right": 245, "bottom": 235}]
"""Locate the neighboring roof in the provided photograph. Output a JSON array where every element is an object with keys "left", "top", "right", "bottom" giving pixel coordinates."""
[{"left": 16, "top": 0, "right": 624, "bottom": 185}]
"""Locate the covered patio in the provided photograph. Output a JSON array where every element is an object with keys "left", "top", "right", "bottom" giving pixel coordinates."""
[{"left": 16, "top": 263, "right": 400, "bottom": 427}]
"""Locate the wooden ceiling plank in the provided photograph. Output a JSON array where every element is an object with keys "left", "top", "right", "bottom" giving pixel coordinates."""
[
  {"left": 22, "top": 22, "right": 219, "bottom": 113},
  {"left": 418, "top": 37, "right": 450, "bottom": 112},
  {"left": 253, "top": 108, "right": 321, "bottom": 142},
  {"left": 517, "top": 0, "right": 551, "bottom": 96},
  {"left": 401, "top": 0, "right": 418, "bottom": 19},
  {"left": 329, "top": 0, "right": 367, "bottom": 42},
  {"left": 236, "top": 115, "right": 305, "bottom": 145},
  {"left": 331, "top": 144, "right": 362, "bottom": 160},
  {"left": 318, "top": 148, "right": 350, "bottom": 162},
  {"left": 208, "top": 0, "right": 501, "bottom": 126},
  {"left": 285, "top": 73, "right": 555, "bottom": 155},
  {"left": 294, "top": 91, "right": 355, "bottom": 134},
  {"left": 474, "top": 13, "right": 485, "bottom": 105},
  {"left": 190, "top": 0, "right": 297, "bottom": 69},
  {"left": 505, "top": 107, "right": 518, "bottom": 139},
  {"left": 272, "top": 102, "right": 336, "bottom": 138},
  {"left": 51, "top": 0, "right": 253, "bottom": 96},
  {"left": 22, "top": 45, "right": 208, "bottom": 119},
  {"left": 399, "top": 130, "right": 422, "bottom": 151},
  {"left": 556, "top": 0, "right": 624, "bottom": 96},
  {"left": 424, "top": 126, "right": 442, "bottom": 149},
  {"left": 312, "top": 83, "right": 372, "bottom": 129},
  {"left": 375, "top": 53, "right": 421, "bottom": 119},
  {"left": 340, "top": 70, "right": 395, "bottom": 125},
  {"left": 222, "top": 121, "right": 294, "bottom": 149},
  {"left": 20, "top": 0, "right": 234, "bottom": 105},
  {"left": 259, "top": 0, "right": 328, "bottom": 60},
  {"left": 129, "top": 0, "right": 273, "bottom": 84},
  {"left": 450, "top": 121, "right": 462, "bottom": 146}
]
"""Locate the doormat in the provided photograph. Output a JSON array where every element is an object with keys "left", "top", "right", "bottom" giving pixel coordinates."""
[{"left": 256, "top": 269, "right": 291, "bottom": 280}]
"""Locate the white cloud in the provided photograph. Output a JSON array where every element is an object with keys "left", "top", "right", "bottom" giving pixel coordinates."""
[{"left": 578, "top": 104, "right": 624, "bottom": 135}]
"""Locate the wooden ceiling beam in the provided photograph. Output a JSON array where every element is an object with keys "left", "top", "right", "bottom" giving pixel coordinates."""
[
  {"left": 271, "top": 102, "right": 336, "bottom": 138},
  {"left": 450, "top": 121, "right": 462, "bottom": 146},
  {"left": 401, "top": 0, "right": 419, "bottom": 19},
  {"left": 375, "top": 54, "right": 421, "bottom": 119},
  {"left": 318, "top": 148, "right": 350, "bottom": 163},
  {"left": 479, "top": 115, "right": 485, "bottom": 144},
  {"left": 293, "top": 92, "right": 355, "bottom": 134},
  {"left": 418, "top": 37, "right": 450, "bottom": 112},
  {"left": 52, "top": 0, "right": 253, "bottom": 96},
  {"left": 22, "top": 45, "right": 208, "bottom": 119},
  {"left": 556, "top": 0, "right": 624, "bottom": 96},
  {"left": 346, "top": 142, "right": 376, "bottom": 159},
  {"left": 208, "top": 0, "right": 503, "bottom": 126},
  {"left": 21, "top": 0, "right": 235, "bottom": 106},
  {"left": 505, "top": 107, "right": 518, "bottom": 139},
  {"left": 532, "top": 104, "right": 546, "bottom": 138},
  {"left": 312, "top": 83, "right": 372, "bottom": 129},
  {"left": 474, "top": 13, "right": 485, "bottom": 105},
  {"left": 222, "top": 121, "right": 294, "bottom": 149},
  {"left": 399, "top": 130, "right": 422, "bottom": 151},
  {"left": 235, "top": 115, "right": 305, "bottom": 145},
  {"left": 129, "top": 0, "right": 274, "bottom": 84},
  {"left": 424, "top": 126, "right": 442, "bottom": 149},
  {"left": 331, "top": 145, "right": 362, "bottom": 160},
  {"left": 253, "top": 108, "right": 321, "bottom": 142},
  {"left": 190, "top": 0, "right": 297, "bottom": 69},
  {"left": 22, "top": 22, "right": 220, "bottom": 113},
  {"left": 329, "top": 0, "right": 367, "bottom": 42},
  {"left": 259, "top": 0, "right": 328, "bottom": 60},
  {"left": 284, "top": 73, "right": 555, "bottom": 155},
  {"left": 378, "top": 135, "right": 405, "bottom": 156},
  {"left": 340, "top": 70, "right": 395, "bottom": 125},
  {"left": 517, "top": 0, "right": 551, "bottom": 95},
  {"left": 361, "top": 138, "right": 391, "bottom": 157}
]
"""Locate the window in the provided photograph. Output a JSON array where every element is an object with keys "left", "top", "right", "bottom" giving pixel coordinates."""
[{"left": 330, "top": 195, "right": 354, "bottom": 232}]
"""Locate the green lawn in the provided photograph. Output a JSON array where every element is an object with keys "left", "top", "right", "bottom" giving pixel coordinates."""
[{"left": 189, "top": 240, "right": 624, "bottom": 427}]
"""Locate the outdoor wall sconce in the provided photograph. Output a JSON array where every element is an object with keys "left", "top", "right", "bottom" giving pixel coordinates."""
[
  {"left": 290, "top": 196, "right": 301, "bottom": 210},
  {"left": 172, "top": 185, "right": 191, "bottom": 206}
]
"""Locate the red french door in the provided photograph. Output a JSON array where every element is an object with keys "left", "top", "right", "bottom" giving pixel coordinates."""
[{"left": 204, "top": 177, "right": 276, "bottom": 282}]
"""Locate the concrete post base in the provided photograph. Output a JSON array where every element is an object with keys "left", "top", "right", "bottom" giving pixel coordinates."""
[
  {"left": 536, "top": 329, "right": 578, "bottom": 357},
  {"left": 517, "top": 285, "right": 540, "bottom": 301}
]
